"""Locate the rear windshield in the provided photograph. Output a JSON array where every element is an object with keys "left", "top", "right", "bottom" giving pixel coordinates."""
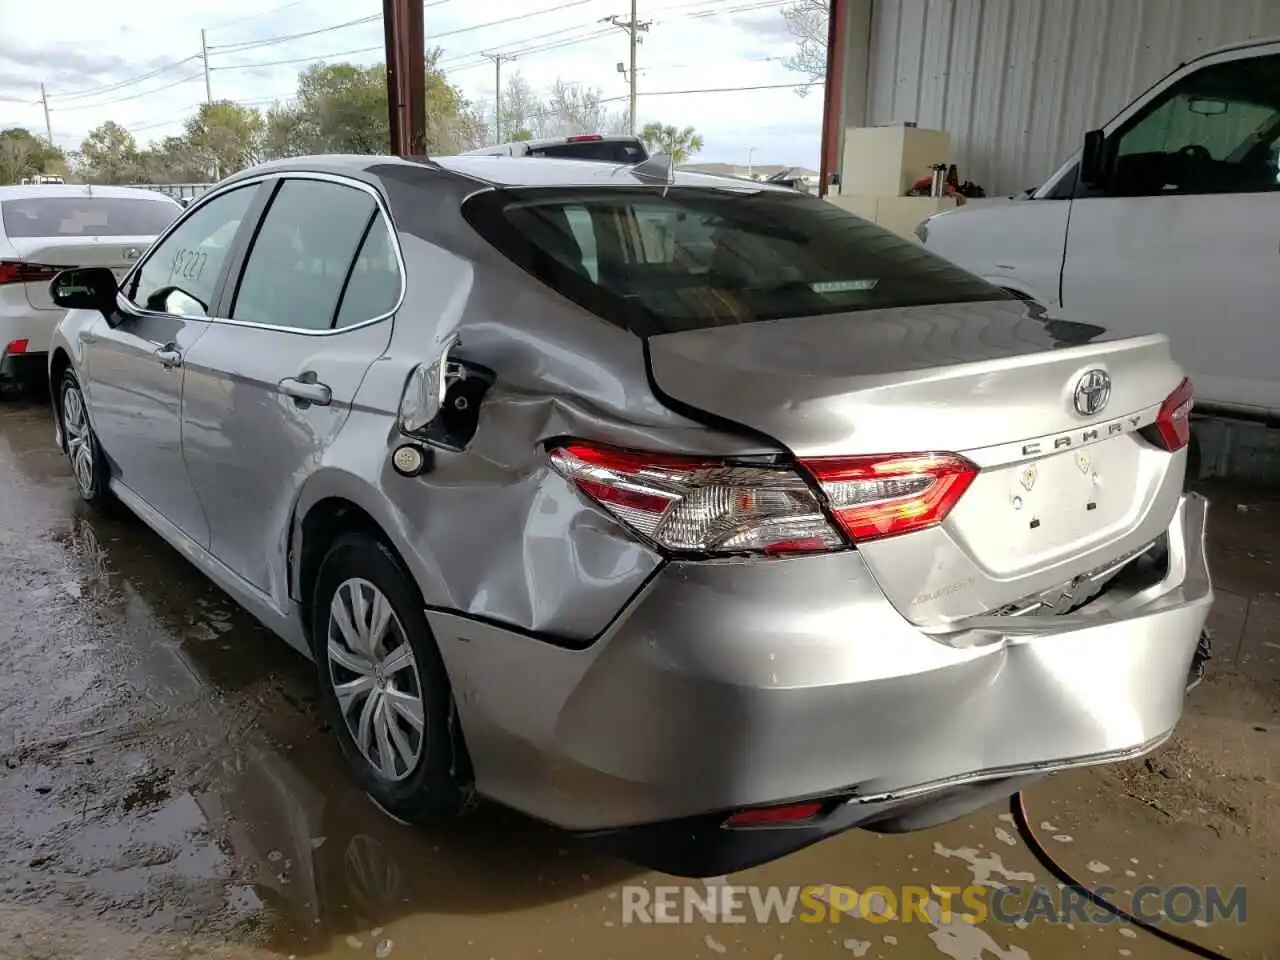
[
  {"left": 463, "top": 187, "right": 1006, "bottom": 336},
  {"left": 529, "top": 140, "right": 648, "bottom": 163},
  {"left": 1, "top": 196, "right": 180, "bottom": 238}
]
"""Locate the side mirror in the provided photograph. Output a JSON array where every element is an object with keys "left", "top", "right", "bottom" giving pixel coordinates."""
[
  {"left": 397, "top": 335, "right": 496, "bottom": 455},
  {"left": 49, "top": 267, "right": 119, "bottom": 316},
  {"left": 1079, "top": 128, "right": 1108, "bottom": 189}
]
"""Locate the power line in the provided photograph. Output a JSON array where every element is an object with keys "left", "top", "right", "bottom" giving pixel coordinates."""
[
  {"left": 209, "top": 0, "right": 604, "bottom": 72},
  {"left": 203, "top": 0, "right": 309, "bottom": 33},
  {"left": 207, "top": 14, "right": 382, "bottom": 55},
  {"left": 440, "top": 26, "right": 618, "bottom": 70},
  {"left": 48, "top": 74, "right": 206, "bottom": 113},
  {"left": 44, "top": 55, "right": 203, "bottom": 103},
  {"left": 599, "top": 81, "right": 816, "bottom": 102},
  {"left": 209, "top": 44, "right": 383, "bottom": 72}
]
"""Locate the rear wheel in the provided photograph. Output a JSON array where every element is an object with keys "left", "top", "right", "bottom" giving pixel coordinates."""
[
  {"left": 310, "top": 533, "right": 472, "bottom": 824},
  {"left": 59, "top": 371, "right": 111, "bottom": 505}
]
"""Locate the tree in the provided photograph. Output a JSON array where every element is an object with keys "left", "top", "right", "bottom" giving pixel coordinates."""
[
  {"left": 262, "top": 50, "right": 484, "bottom": 158},
  {"left": 639, "top": 122, "right": 705, "bottom": 165},
  {"left": 78, "top": 121, "right": 140, "bottom": 183},
  {"left": 544, "top": 80, "right": 629, "bottom": 138},
  {"left": 781, "top": 0, "right": 830, "bottom": 95},
  {"left": 184, "top": 101, "right": 264, "bottom": 178},
  {"left": 0, "top": 127, "right": 64, "bottom": 184},
  {"left": 498, "top": 72, "right": 546, "bottom": 142},
  {"left": 137, "top": 136, "right": 209, "bottom": 183}
]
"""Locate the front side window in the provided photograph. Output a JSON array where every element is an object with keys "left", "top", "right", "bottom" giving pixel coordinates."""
[
  {"left": 125, "top": 185, "right": 258, "bottom": 317},
  {"left": 231, "top": 179, "right": 383, "bottom": 331},
  {"left": 1110, "top": 53, "right": 1280, "bottom": 196},
  {"left": 463, "top": 187, "right": 1005, "bottom": 336}
]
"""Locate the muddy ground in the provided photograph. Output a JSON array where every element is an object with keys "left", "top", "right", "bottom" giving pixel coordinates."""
[{"left": 1, "top": 393, "right": 1277, "bottom": 960}]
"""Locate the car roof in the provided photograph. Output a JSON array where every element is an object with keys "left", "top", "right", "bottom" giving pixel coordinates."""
[
  {"left": 0, "top": 183, "right": 179, "bottom": 202},
  {"left": 1198, "top": 34, "right": 1280, "bottom": 60},
  {"left": 228, "top": 153, "right": 798, "bottom": 194}
]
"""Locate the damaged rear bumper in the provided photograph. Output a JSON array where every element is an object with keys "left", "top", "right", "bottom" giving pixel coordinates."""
[{"left": 428, "top": 493, "right": 1213, "bottom": 877}]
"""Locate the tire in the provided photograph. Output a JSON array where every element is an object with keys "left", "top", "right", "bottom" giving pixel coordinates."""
[
  {"left": 59, "top": 370, "right": 112, "bottom": 505},
  {"left": 310, "top": 532, "right": 472, "bottom": 824}
]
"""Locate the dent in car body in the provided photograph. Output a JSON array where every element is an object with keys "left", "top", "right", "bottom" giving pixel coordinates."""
[{"left": 275, "top": 162, "right": 781, "bottom": 645}]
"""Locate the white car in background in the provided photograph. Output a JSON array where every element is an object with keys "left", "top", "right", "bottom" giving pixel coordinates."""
[
  {"left": 1, "top": 184, "right": 182, "bottom": 392},
  {"left": 916, "top": 36, "right": 1280, "bottom": 424}
]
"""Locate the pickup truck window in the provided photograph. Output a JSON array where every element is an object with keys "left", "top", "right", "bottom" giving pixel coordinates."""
[{"left": 1108, "top": 53, "right": 1280, "bottom": 197}]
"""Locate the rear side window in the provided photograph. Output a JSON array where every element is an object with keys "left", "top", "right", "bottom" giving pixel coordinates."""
[
  {"left": 334, "top": 214, "right": 402, "bottom": 328},
  {"left": 530, "top": 140, "right": 647, "bottom": 163},
  {"left": 231, "top": 178, "right": 388, "bottom": 331},
  {"left": 463, "top": 187, "right": 1006, "bottom": 336},
  {"left": 1, "top": 196, "right": 180, "bottom": 238}
]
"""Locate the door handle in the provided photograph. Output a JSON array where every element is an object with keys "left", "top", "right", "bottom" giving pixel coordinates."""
[
  {"left": 279, "top": 375, "right": 332, "bottom": 406},
  {"left": 154, "top": 345, "right": 182, "bottom": 368}
]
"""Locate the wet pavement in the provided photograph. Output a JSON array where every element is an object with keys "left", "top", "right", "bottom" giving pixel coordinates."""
[{"left": 1, "top": 391, "right": 1278, "bottom": 960}]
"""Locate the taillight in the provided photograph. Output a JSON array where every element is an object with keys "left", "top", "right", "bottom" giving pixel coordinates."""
[
  {"left": 4, "top": 338, "right": 29, "bottom": 355},
  {"left": 547, "top": 441, "right": 844, "bottom": 555},
  {"left": 800, "top": 453, "right": 978, "bottom": 543},
  {"left": 1143, "top": 377, "right": 1194, "bottom": 452},
  {"left": 566, "top": 134, "right": 603, "bottom": 142},
  {"left": 546, "top": 441, "right": 978, "bottom": 555},
  {"left": 0, "top": 260, "right": 62, "bottom": 286}
]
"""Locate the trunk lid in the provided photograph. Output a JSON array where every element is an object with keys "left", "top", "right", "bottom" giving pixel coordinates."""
[
  {"left": 646, "top": 299, "right": 1189, "bottom": 624},
  {"left": 9, "top": 236, "right": 151, "bottom": 311}
]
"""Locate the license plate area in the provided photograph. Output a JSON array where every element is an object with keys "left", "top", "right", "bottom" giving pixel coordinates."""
[{"left": 947, "top": 435, "right": 1143, "bottom": 577}]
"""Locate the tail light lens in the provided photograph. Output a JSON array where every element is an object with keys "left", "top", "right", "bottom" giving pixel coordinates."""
[
  {"left": 546, "top": 441, "right": 978, "bottom": 556},
  {"left": 565, "top": 134, "right": 604, "bottom": 142},
  {"left": 0, "top": 260, "right": 62, "bottom": 286},
  {"left": 1144, "top": 377, "right": 1194, "bottom": 452},
  {"left": 800, "top": 453, "right": 979, "bottom": 543},
  {"left": 4, "top": 339, "right": 29, "bottom": 355}
]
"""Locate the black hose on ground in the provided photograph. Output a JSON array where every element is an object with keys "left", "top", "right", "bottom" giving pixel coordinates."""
[{"left": 1010, "top": 791, "right": 1236, "bottom": 960}]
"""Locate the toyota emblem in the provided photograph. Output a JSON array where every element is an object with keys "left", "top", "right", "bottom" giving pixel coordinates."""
[{"left": 1073, "top": 369, "right": 1111, "bottom": 416}]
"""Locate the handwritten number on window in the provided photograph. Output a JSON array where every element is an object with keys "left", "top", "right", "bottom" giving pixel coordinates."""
[{"left": 169, "top": 248, "right": 209, "bottom": 284}]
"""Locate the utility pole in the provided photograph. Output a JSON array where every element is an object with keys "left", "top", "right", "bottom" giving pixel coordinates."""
[
  {"left": 199, "top": 29, "right": 220, "bottom": 180},
  {"left": 383, "top": 0, "right": 426, "bottom": 156},
  {"left": 605, "top": 4, "right": 650, "bottom": 134},
  {"left": 38, "top": 83, "right": 53, "bottom": 145},
  {"left": 482, "top": 53, "right": 512, "bottom": 144},
  {"left": 200, "top": 29, "right": 213, "bottom": 104}
]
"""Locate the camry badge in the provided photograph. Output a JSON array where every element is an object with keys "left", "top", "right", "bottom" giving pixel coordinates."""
[{"left": 1074, "top": 369, "right": 1111, "bottom": 416}]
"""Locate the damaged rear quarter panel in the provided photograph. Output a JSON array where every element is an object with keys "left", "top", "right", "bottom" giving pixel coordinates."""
[{"left": 292, "top": 165, "right": 782, "bottom": 644}]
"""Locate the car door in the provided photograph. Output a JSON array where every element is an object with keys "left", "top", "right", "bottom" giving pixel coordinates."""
[
  {"left": 80, "top": 182, "right": 264, "bottom": 540},
  {"left": 1060, "top": 48, "right": 1280, "bottom": 418},
  {"left": 180, "top": 175, "right": 400, "bottom": 602}
]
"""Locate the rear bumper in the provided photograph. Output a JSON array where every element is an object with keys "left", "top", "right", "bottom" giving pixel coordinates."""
[
  {"left": 0, "top": 347, "right": 47, "bottom": 384},
  {"left": 427, "top": 493, "right": 1212, "bottom": 875},
  {"left": 1, "top": 310, "right": 52, "bottom": 385}
]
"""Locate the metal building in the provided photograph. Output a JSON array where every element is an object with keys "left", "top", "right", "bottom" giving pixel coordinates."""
[{"left": 822, "top": 0, "right": 1280, "bottom": 196}]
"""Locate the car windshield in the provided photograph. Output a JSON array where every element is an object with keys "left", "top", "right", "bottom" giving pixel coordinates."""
[
  {"left": 1, "top": 196, "right": 179, "bottom": 238},
  {"left": 464, "top": 187, "right": 1006, "bottom": 336}
]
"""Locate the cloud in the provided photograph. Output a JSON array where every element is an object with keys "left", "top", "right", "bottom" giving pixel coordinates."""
[{"left": 0, "top": 0, "right": 821, "bottom": 167}]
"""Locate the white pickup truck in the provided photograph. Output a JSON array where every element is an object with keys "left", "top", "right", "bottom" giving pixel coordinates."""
[{"left": 917, "top": 36, "right": 1280, "bottom": 424}]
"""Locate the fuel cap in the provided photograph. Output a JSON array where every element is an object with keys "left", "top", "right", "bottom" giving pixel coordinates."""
[{"left": 392, "top": 444, "right": 429, "bottom": 477}]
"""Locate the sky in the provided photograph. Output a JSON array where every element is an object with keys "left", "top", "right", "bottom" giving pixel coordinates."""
[{"left": 0, "top": 0, "right": 823, "bottom": 170}]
